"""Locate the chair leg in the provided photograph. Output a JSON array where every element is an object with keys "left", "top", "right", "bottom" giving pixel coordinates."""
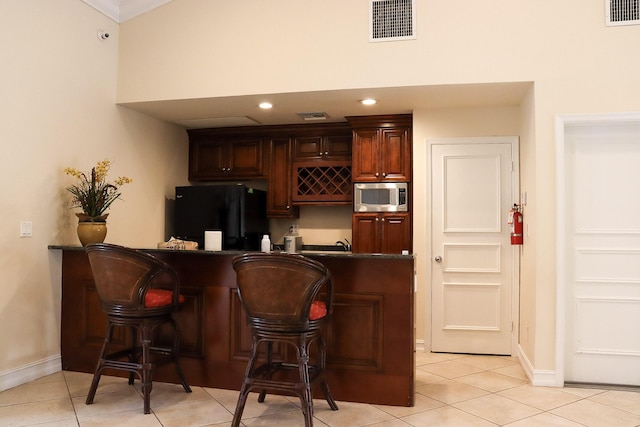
[
  {"left": 141, "top": 322, "right": 152, "bottom": 415},
  {"left": 232, "top": 337, "right": 259, "bottom": 427},
  {"left": 258, "top": 340, "right": 273, "bottom": 403},
  {"left": 86, "top": 322, "right": 114, "bottom": 405},
  {"left": 297, "top": 336, "right": 314, "bottom": 427},
  {"left": 170, "top": 318, "right": 192, "bottom": 393},
  {"left": 128, "top": 325, "right": 138, "bottom": 385},
  {"left": 316, "top": 336, "right": 338, "bottom": 411}
]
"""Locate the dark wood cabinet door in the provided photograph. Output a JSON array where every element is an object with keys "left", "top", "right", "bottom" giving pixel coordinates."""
[
  {"left": 324, "top": 134, "right": 352, "bottom": 160},
  {"left": 189, "top": 135, "right": 264, "bottom": 181},
  {"left": 267, "top": 138, "right": 299, "bottom": 218},
  {"left": 227, "top": 138, "right": 264, "bottom": 177},
  {"left": 352, "top": 128, "right": 380, "bottom": 182},
  {"left": 293, "top": 136, "right": 324, "bottom": 160},
  {"left": 352, "top": 213, "right": 381, "bottom": 253},
  {"left": 380, "top": 212, "right": 412, "bottom": 254},
  {"left": 352, "top": 212, "right": 411, "bottom": 254},
  {"left": 380, "top": 128, "right": 411, "bottom": 182},
  {"left": 189, "top": 140, "right": 227, "bottom": 179}
]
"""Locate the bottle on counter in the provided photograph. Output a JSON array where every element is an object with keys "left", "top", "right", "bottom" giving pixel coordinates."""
[{"left": 261, "top": 234, "right": 271, "bottom": 253}]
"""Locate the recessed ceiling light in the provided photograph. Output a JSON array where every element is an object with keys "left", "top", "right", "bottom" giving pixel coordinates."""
[
  {"left": 259, "top": 102, "right": 273, "bottom": 109},
  {"left": 360, "top": 99, "right": 377, "bottom": 106}
]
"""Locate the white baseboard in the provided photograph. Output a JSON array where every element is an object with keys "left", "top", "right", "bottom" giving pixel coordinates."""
[
  {"left": 415, "top": 339, "right": 426, "bottom": 352},
  {"left": 0, "top": 354, "right": 61, "bottom": 392},
  {"left": 517, "top": 345, "right": 559, "bottom": 387}
]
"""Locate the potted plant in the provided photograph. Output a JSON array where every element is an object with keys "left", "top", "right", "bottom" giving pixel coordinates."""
[{"left": 64, "top": 159, "right": 132, "bottom": 246}]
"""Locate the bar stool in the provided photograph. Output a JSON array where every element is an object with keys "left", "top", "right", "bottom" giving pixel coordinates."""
[
  {"left": 84, "top": 243, "right": 191, "bottom": 414},
  {"left": 231, "top": 252, "right": 339, "bottom": 427}
]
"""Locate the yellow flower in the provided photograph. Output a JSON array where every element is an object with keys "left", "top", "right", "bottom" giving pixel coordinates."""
[
  {"left": 64, "top": 159, "right": 132, "bottom": 221},
  {"left": 63, "top": 167, "right": 82, "bottom": 179}
]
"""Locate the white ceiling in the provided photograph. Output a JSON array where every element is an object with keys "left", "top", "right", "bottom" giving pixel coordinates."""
[
  {"left": 82, "top": 0, "right": 173, "bottom": 23},
  {"left": 120, "top": 82, "right": 532, "bottom": 129},
  {"left": 83, "top": 1, "right": 531, "bottom": 129}
]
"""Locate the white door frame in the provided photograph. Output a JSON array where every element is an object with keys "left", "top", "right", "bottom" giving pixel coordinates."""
[
  {"left": 427, "top": 136, "right": 520, "bottom": 355},
  {"left": 555, "top": 112, "right": 640, "bottom": 387}
]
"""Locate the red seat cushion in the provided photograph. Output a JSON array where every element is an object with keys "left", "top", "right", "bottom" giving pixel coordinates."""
[
  {"left": 309, "top": 300, "right": 327, "bottom": 320},
  {"left": 145, "top": 289, "right": 185, "bottom": 308}
]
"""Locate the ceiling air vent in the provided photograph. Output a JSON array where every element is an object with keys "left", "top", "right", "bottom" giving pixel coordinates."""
[
  {"left": 606, "top": 0, "right": 640, "bottom": 26},
  {"left": 369, "top": 0, "right": 416, "bottom": 42},
  {"left": 297, "top": 112, "right": 329, "bottom": 121}
]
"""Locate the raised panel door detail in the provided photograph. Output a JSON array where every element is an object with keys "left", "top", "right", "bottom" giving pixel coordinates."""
[
  {"left": 442, "top": 282, "right": 502, "bottom": 331},
  {"left": 171, "top": 287, "right": 205, "bottom": 358},
  {"left": 228, "top": 139, "right": 263, "bottom": 176},
  {"left": 352, "top": 213, "right": 380, "bottom": 253},
  {"left": 380, "top": 128, "right": 411, "bottom": 181},
  {"left": 294, "top": 134, "right": 352, "bottom": 161},
  {"left": 326, "top": 293, "right": 384, "bottom": 371},
  {"left": 352, "top": 129, "right": 380, "bottom": 181},
  {"left": 267, "top": 138, "right": 299, "bottom": 218},
  {"left": 565, "top": 125, "right": 640, "bottom": 384},
  {"left": 324, "top": 134, "right": 352, "bottom": 159},
  {"left": 294, "top": 136, "right": 323, "bottom": 159},
  {"left": 190, "top": 141, "right": 226, "bottom": 178},
  {"left": 380, "top": 212, "right": 411, "bottom": 254},
  {"left": 189, "top": 138, "right": 264, "bottom": 180},
  {"left": 431, "top": 140, "right": 515, "bottom": 355},
  {"left": 353, "top": 212, "right": 411, "bottom": 254}
]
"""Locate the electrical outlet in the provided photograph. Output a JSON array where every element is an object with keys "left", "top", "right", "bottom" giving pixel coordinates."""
[{"left": 20, "top": 221, "right": 32, "bottom": 237}]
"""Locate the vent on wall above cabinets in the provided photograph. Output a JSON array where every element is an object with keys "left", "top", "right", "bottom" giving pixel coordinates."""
[
  {"left": 606, "top": 0, "right": 640, "bottom": 26},
  {"left": 369, "top": 0, "right": 416, "bottom": 42}
]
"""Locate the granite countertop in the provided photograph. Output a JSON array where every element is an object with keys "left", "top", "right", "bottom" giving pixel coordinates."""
[{"left": 48, "top": 244, "right": 415, "bottom": 259}]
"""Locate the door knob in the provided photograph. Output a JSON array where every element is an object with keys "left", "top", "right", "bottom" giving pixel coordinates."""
[{"left": 434, "top": 256, "right": 442, "bottom": 262}]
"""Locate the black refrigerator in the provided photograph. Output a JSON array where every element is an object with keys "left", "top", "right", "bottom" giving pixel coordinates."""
[{"left": 174, "top": 185, "right": 269, "bottom": 250}]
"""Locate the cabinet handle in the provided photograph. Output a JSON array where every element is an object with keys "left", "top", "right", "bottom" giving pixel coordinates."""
[
  {"left": 319, "top": 152, "right": 322, "bottom": 156},
  {"left": 382, "top": 172, "right": 386, "bottom": 177},
  {"left": 375, "top": 172, "right": 379, "bottom": 177},
  {"left": 324, "top": 151, "right": 328, "bottom": 155},
  {"left": 376, "top": 217, "right": 379, "bottom": 222},
  {"left": 286, "top": 205, "right": 290, "bottom": 209},
  {"left": 381, "top": 217, "right": 385, "bottom": 222}
]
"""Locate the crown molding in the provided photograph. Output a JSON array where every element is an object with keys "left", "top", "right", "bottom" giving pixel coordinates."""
[{"left": 82, "top": 0, "right": 173, "bottom": 23}]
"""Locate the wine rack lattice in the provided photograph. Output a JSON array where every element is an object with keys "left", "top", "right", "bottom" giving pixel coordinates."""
[{"left": 292, "top": 162, "right": 352, "bottom": 202}]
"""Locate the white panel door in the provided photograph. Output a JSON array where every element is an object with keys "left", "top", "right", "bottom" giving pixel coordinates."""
[
  {"left": 431, "top": 139, "right": 518, "bottom": 355},
  {"left": 564, "top": 122, "right": 640, "bottom": 385}
]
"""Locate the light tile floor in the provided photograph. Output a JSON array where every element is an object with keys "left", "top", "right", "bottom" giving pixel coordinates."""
[{"left": 2, "top": 352, "right": 640, "bottom": 426}]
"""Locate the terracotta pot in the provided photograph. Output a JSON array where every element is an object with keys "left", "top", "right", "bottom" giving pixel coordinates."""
[{"left": 77, "top": 222, "right": 107, "bottom": 246}]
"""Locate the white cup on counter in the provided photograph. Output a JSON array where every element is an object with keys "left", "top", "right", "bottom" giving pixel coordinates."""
[{"left": 204, "top": 230, "right": 222, "bottom": 251}]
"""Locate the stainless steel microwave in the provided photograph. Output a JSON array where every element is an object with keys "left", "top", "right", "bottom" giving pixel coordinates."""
[{"left": 353, "top": 182, "right": 408, "bottom": 212}]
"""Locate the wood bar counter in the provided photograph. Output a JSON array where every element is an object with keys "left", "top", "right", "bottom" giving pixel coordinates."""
[{"left": 55, "top": 247, "right": 415, "bottom": 406}]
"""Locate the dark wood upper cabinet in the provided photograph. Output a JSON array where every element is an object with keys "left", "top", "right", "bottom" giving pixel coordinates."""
[
  {"left": 290, "top": 123, "right": 353, "bottom": 204},
  {"left": 267, "top": 137, "right": 299, "bottom": 218},
  {"left": 188, "top": 130, "right": 265, "bottom": 181},
  {"left": 293, "top": 132, "right": 352, "bottom": 161},
  {"left": 347, "top": 115, "right": 412, "bottom": 183}
]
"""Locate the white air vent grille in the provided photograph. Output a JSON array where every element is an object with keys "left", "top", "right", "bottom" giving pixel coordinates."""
[
  {"left": 606, "top": 0, "right": 640, "bottom": 26},
  {"left": 297, "top": 112, "right": 329, "bottom": 121},
  {"left": 370, "top": 0, "right": 416, "bottom": 42}
]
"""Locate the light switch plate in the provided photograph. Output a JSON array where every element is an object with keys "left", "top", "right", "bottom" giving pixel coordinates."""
[{"left": 20, "top": 221, "right": 32, "bottom": 237}]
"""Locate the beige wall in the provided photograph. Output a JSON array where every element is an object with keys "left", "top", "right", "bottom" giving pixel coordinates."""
[
  {"left": 115, "top": 0, "right": 640, "bottom": 374},
  {"left": 412, "top": 106, "right": 523, "bottom": 348},
  {"left": 3, "top": 0, "right": 640, "bottom": 387},
  {"left": 0, "top": 1, "right": 189, "bottom": 384}
]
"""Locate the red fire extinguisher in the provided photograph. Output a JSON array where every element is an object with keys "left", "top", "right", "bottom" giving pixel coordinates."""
[{"left": 509, "top": 204, "right": 523, "bottom": 245}]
